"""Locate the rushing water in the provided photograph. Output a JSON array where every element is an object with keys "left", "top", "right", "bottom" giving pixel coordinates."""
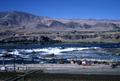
[{"left": 0, "top": 43, "right": 120, "bottom": 64}]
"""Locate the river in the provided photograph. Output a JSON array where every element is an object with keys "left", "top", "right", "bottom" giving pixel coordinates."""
[{"left": 0, "top": 43, "right": 120, "bottom": 64}]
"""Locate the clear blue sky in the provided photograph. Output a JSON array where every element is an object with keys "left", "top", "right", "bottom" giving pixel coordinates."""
[{"left": 0, "top": 0, "right": 120, "bottom": 19}]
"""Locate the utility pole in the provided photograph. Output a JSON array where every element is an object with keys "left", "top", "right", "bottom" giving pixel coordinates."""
[
  {"left": 2, "top": 55, "right": 5, "bottom": 67},
  {"left": 13, "top": 53, "right": 16, "bottom": 72}
]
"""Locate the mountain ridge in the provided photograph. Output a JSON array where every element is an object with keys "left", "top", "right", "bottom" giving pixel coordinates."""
[{"left": 0, "top": 11, "right": 120, "bottom": 31}]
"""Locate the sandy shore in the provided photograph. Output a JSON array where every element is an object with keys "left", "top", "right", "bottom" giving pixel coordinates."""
[
  {"left": 0, "top": 64, "right": 120, "bottom": 81},
  {"left": 1, "top": 64, "right": 119, "bottom": 75}
]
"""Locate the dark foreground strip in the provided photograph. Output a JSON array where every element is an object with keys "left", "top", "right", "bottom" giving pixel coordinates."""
[
  {"left": 1, "top": 71, "right": 120, "bottom": 81},
  {"left": 25, "top": 73, "right": 120, "bottom": 81},
  {"left": 4, "top": 70, "right": 40, "bottom": 81}
]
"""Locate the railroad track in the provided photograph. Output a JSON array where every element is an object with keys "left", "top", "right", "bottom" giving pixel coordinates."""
[
  {"left": 2, "top": 70, "right": 120, "bottom": 81},
  {"left": 4, "top": 70, "right": 41, "bottom": 81}
]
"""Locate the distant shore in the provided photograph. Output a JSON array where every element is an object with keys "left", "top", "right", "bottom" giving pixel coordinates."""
[{"left": 0, "top": 42, "right": 120, "bottom": 49}]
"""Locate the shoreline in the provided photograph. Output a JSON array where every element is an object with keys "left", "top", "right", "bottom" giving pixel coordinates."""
[
  {"left": 1, "top": 64, "right": 120, "bottom": 81},
  {"left": 1, "top": 64, "right": 120, "bottom": 75}
]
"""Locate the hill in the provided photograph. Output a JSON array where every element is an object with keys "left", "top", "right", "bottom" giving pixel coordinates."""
[
  {"left": 0, "top": 11, "right": 120, "bottom": 32},
  {"left": 0, "top": 11, "right": 120, "bottom": 44}
]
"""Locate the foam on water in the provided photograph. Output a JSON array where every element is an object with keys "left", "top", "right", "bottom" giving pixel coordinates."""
[
  {"left": 19, "top": 47, "right": 97, "bottom": 55},
  {"left": 1, "top": 47, "right": 120, "bottom": 61}
]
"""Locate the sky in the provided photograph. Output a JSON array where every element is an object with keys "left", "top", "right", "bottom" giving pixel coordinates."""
[{"left": 0, "top": 0, "right": 120, "bottom": 19}]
